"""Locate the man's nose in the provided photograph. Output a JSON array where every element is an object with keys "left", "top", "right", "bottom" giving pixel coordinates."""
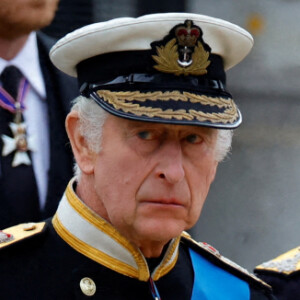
[{"left": 155, "top": 141, "right": 185, "bottom": 184}]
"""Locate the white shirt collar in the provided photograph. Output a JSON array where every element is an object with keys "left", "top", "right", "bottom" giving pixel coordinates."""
[{"left": 0, "top": 32, "right": 46, "bottom": 99}]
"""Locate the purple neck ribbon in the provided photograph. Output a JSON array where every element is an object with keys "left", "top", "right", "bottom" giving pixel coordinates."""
[{"left": 0, "top": 78, "right": 30, "bottom": 113}]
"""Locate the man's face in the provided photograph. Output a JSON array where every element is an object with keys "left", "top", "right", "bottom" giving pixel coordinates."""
[
  {"left": 87, "top": 115, "right": 218, "bottom": 251},
  {"left": 0, "top": 0, "right": 59, "bottom": 39}
]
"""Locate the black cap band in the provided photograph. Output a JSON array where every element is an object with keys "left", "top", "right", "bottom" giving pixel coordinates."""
[{"left": 77, "top": 50, "right": 226, "bottom": 88}]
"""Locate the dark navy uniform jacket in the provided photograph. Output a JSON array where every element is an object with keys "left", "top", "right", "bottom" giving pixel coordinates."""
[
  {"left": 0, "top": 180, "right": 276, "bottom": 300},
  {"left": 255, "top": 247, "right": 300, "bottom": 300}
]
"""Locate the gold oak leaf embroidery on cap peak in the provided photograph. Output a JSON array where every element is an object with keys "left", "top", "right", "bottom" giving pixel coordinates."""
[{"left": 96, "top": 90, "right": 238, "bottom": 124}]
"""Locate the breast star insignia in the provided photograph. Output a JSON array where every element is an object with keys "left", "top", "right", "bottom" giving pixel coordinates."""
[{"left": 1, "top": 122, "right": 36, "bottom": 167}]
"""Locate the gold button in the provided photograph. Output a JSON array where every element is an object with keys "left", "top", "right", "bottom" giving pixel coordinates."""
[
  {"left": 80, "top": 277, "right": 96, "bottom": 296},
  {"left": 23, "top": 223, "right": 36, "bottom": 231}
]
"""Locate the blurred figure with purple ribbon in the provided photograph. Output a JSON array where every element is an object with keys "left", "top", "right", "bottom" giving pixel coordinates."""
[{"left": 0, "top": 0, "right": 77, "bottom": 228}]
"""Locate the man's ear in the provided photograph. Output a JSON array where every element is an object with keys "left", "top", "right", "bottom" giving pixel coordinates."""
[{"left": 65, "top": 111, "right": 95, "bottom": 175}]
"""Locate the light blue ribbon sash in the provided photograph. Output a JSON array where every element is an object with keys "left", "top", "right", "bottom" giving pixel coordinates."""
[{"left": 189, "top": 248, "right": 250, "bottom": 300}]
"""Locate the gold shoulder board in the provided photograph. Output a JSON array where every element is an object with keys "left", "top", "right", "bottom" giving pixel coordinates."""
[
  {"left": 255, "top": 246, "right": 300, "bottom": 275},
  {"left": 0, "top": 222, "right": 46, "bottom": 249}
]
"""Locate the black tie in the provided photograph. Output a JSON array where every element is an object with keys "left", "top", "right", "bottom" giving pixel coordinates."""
[{"left": 0, "top": 65, "right": 40, "bottom": 229}]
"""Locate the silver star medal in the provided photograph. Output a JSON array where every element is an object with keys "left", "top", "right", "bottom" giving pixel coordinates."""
[{"left": 1, "top": 122, "right": 37, "bottom": 167}]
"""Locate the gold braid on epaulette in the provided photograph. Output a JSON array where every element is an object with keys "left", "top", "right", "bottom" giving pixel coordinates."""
[
  {"left": 96, "top": 90, "right": 238, "bottom": 124},
  {"left": 181, "top": 231, "right": 271, "bottom": 289},
  {"left": 255, "top": 246, "right": 300, "bottom": 275},
  {"left": 0, "top": 222, "right": 46, "bottom": 249}
]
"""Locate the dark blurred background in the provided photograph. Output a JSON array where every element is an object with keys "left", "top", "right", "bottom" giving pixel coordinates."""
[
  {"left": 42, "top": 0, "right": 185, "bottom": 38},
  {"left": 43, "top": 0, "right": 300, "bottom": 271}
]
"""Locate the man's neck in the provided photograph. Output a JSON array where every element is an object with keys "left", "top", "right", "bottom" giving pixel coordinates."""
[{"left": 0, "top": 35, "right": 29, "bottom": 61}]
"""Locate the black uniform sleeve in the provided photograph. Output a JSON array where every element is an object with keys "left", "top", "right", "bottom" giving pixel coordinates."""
[
  {"left": 255, "top": 271, "right": 300, "bottom": 300},
  {"left": 251, "top": 287, "right": 278, "bottom": 300}
]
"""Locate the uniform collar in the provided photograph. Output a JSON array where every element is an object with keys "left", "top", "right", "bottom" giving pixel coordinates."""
[
  {"left": 53, "top": 178, "right": 181, "bottom": 281},
  {"left": 0, "top": 32, "right": 46, "bottom": 99}
]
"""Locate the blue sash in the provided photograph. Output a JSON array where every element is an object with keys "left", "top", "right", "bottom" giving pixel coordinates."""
[{"left": 189, "top": 248, "right": 250, "bottom": 300}]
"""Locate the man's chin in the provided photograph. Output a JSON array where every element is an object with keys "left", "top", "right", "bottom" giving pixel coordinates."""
[
  {"left": 133, "top": 220, "right": 185, "bottom": 243},
  {"left": 0, "top": 20, "right": 52, "bottom": 39}
]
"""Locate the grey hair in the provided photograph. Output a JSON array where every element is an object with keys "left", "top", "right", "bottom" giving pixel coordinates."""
[
  {"left": 215, "top": 129, "right": 233, "bottom": 162},
  {"left": 71, "top": 95, "right": 233, "bottom": 178},
  {"left": 71, "top": 95, "right": 108, "bottom": 178},
  {"left": 71, "top": 95, "right": 108, "bottom": 152}
]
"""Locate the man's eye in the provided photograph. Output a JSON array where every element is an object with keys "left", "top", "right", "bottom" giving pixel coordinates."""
[
  {"left": 137, "top": 131, "right": 154, "bottom": 140},
  {"left": 185, "top": 134, "right": 202, "bottom": 144}
]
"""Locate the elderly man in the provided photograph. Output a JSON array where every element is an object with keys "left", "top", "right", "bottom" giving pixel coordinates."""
[{"left": 0, "top": 13, "right": 276, "bottom": 299}]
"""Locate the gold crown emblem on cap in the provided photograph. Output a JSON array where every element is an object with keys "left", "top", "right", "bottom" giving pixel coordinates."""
[
  {"left": 175, "top": 20, "right": 200, "bottom": 48},
  {"left": 152, "top": 20, "right": 211, "bottom": 76}
]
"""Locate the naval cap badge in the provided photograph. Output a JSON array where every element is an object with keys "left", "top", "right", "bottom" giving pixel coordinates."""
[{"left": 152, "top": 19, "right": 211, "bottom": 76}]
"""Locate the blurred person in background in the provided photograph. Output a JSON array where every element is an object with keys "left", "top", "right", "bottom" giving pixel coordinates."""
[{"left": 0, "top": 0, "right": 77, "bottom": 228}]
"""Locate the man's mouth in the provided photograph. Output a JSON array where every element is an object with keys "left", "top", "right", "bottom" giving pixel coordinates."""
[{"left": 141, "top": 198, "right": 185, "bottom": 207}]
